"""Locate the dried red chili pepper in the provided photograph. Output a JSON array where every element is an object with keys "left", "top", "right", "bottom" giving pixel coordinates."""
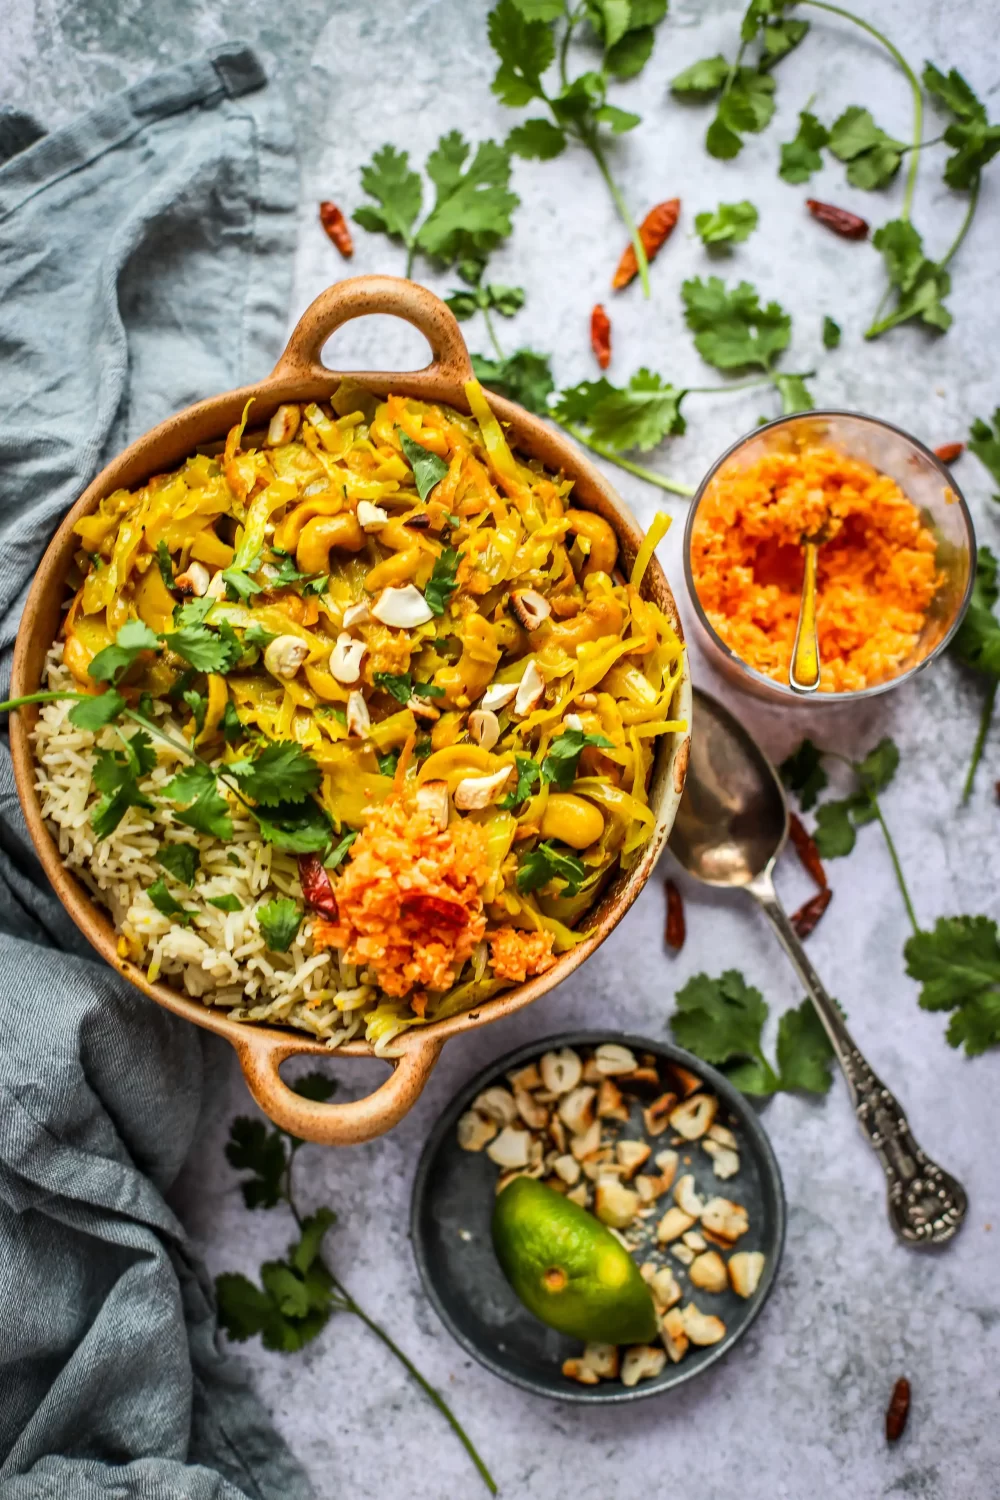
[
  {"left": 319, "top": 201, "right": 354, "bottom": 258},
  {"left": 805, "top": 200, "right": 869, "bottom": 239},
  {"left": 297, "top": 854, "right": 338, "bottom": 920},
  {"left": 790, "top": 887, "right": 831, "bottom": 940},
  {"left": 400, "top": 892, "right": 468, "bottom": 930},
  {"left": 590, "top": 303, "right": 611, "bottom": 369},
  {"left": 612, "top": 198, "right": 681, "bottom": 290},
  {"left": 788, "top": 812, "right": 828, "bottom": 890},
  {"left": 664, "top": 878, "right": 685, "bottom": 951},
  {"left": 934, "top": 442, "right": 964, "bottom": 463},
  {"left": 885, "top": 1377, "right": 911, "bottom": 1443}
]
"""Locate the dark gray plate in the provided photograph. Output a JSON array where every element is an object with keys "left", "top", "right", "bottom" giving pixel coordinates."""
[{"left": 410, "top": 1030, "right": 786, "bottom": 1403}]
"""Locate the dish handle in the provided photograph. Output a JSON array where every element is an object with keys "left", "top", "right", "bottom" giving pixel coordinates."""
[
  {"left": 269, "top": 274, "right": 475, "bottom": 392},
  {"left": 234, "top": 1028, "right": 444, "bottom": 1145}
]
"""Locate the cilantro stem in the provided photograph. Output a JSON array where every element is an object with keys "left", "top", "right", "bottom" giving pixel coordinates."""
[
  {"left": 482, "top": 304, "right": 505, "bottom": 360},
  {"left": 938, "top": 170, "right": 981, "bottom": 271},
  {"left": 866, "top": 789, "right": 920, "bottom": 935},
  {"left": 798, "top": 1, "right": 923, "bottom": 222},
  {"left": 961, "top": 677, "right": 996, "bottom": 804},
  {"left": 587, "top": 133, "right": 651, "bottom": 298},
  {"left": 283, "top": 1153, "right": 496, "bottom": 1494},
  {"left": 561, "top": 422, "right": 695, "bottom": 496}
]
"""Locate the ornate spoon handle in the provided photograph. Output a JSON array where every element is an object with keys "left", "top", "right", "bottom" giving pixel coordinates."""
[{"left": 747, "top": 871, "right": 968, "bottom": 1246}]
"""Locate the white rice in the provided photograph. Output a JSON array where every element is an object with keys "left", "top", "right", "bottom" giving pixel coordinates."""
[{"left": 32, "top": 646, "right": 397, "bottom": 1051}]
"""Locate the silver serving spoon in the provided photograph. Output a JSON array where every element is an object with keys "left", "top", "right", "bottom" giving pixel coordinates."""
[{"left": 669, "top": 686, "right": 967, "bottom": 1247}]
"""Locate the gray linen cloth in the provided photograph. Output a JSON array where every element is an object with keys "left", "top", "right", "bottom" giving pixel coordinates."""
[{"left": 0, "top": 46, "right": 313, "bottom": 1500}]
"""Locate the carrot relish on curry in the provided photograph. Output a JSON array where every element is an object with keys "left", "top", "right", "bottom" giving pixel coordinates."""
[
  {"left": 34, "top": 378, "right": 685, "bottom": 1052},
  {"left": 689, "top": 445, "right": 941, "bottom": 692}
]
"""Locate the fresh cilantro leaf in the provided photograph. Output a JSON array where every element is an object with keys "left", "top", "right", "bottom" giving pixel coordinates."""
[
  {"left": 222, "top": 700, "right": 243, "bottom": 743},
  {"left": 506, "top": 118, "right": 567, "bottom": 159},
  {"left": 353, "top": 144, "right": 423, "bottom": 249},
  {"left": 488, "top": 0, "right": 555, "bottom": 108},
  {"left": 398, "top": 430, "right": 449, "bottom": 501},
  {"left": 541, "top": 728, "right": 614, "bottom": 790},
  {"left": 695, "top": 200, "right": 759, "bottom": 247},
  {"left": 157, "top": 842, "right": 199, "bottom": 885},
  {"left": 923, "top": 62, "right": 1000, "bottom": 190},
  {"left": 856, "top": 736, "right": 899, "bottom": 798},
  {"left": 951, "top": 546, "right": 1000, "bottom": 677},
  {"left": 244, "top": 623, "right": 279, "bottom": 651},
  {"left": 162, "top": 761, "right": 215, "bottom": 802},
  {"left": 173, "top": 595, "right": 215, "bottom": 628},
  {"left": 214, "top": 1272, "right": 287, "bottom": 1345},
  {"left": 904, "top": 915, "right": 1000, "bottom": 1055},
  {"left": 671, "top": 55, "right": 730, "bottom": 96},
  {"left": 254, "top": 799, "right": 332, "bottom": 854},
  {"left": 822, "top": 315, "right": 842, "bottom": 349},
  {"left": 500, "top": 754, "right": 541, "bottom": 809},
  {"left": 377, "top": 749, "right": 400, "bottom": 778},
  {"left": 87, "top": 619, "right": 161, "bottom": 684},
  {"left": 163, "top": 623, "right": 241, "bottom": 675},
  {"left": 324, "top": 830, "right": 358, "bottom": 871},
  {"left": 471, "top": 349, "right": 556, "bottom": 417},
  {"left": 670, "top": 969, "right": 778, "bottom": 1094},
  {"left": 424, "top": 547, "right": 460, "bottom": 616},
  {"left": 147, "top": 877, "right": 195, "bottom": 924},
  {"left": 257, "top": 896, "right": 303, "bottom": 953},
  {"left": 968, "top": 412, "right": 1000, "bottom": 502},
  {"left": 137, "top": 692, "right": 155, "bottom": 718},
  {"left": 593, "top": 103, "right": 641, "bottom": 134},
  {"left": 774, "top": 372, "right": 815, "bottom": 414},
  {"left": 414, "top": 681, "right": 444, "bottom": 698},
  {"left": 269, "top": 555, "right": 325, "bottom": 591},
  {"left": 415, "top": 131, "right": 519, "bottom": 267},
  {"left": 156, "top": 540, "right": 174, "bottom": 589},
  {"left": 779, "top": 739, "right": 828, "bottom": 810},
  {"left": 516, "top": 840, "right": 587, "bottom": 897},
  {"left": 813, "top": 799, "right": 858, "bottom": 858},
  {"left": 828, "top": 106, "right": 905, "bottom": 189},
  {"left": 759, "top": 16, "right": 808, "bottom": 66},
  {"left": 225, "top": 1116, "right": 287, "bottom": 1208},
  {"left": 236, "top": 741, "right": 322, "bottom": 808},
  {"left": 483, "top": 282, "right": 525, "bottom": 317},
  {"left": 89, "top": 751, "right": 154, "bottom": 840},
  {"left": 779, "top": 108, "right": 830, "bottom": 183},
  {"left": 183, "top": 688, "right": 207, "bottom": 735},
  {"left": 775, "top": 999, "right": 835, "bottom": 1093},
  {"left": 221, "top": 565, "right": 263, "bottom": 603},
  {"left": 163, "top": 764, "right": 234, "bottom": 841},
  {"left": 291, "top": 1073, "right": 338, "bottom": 1104},
  {"left": 208, "top": 893, "right": 243, "bottom": 912},
  {"left": 681, "top": 276, "right": 791, "bottom": 372},
  {"left": 373, "top": 671, "right": 413, "bottom": 705},
  {"left": 606, "top": 23, "right": 660, "bottom": 81},
  {"left": 707, "top": 69, "right": 776, "bottom": 160},
  {"left": 553, "top": 369, "right": 688, "bottom": 452},
  {"left": 868, "top": 220, "right": 952, "bottom": 337},
  {"left": 68, "top": 690, "right": 126, "bottom": 731}
]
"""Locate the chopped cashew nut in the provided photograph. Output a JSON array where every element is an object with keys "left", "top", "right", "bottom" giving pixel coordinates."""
[
  {"left": 615, "top": 1140, "right": 652, "bottom": 1179},
  {"left": 371, "top": 583, "right": 433, "bottom": 628},
  {"left": 553, "top": 1154, "right": 581, "bottom": 1186},
  {"left": 456, "top": 1110, "right": 496, "bottom": 1151},
  {"left": 515, "top": 1088, "right": 548, "bottom": 1130},
  {"left": 509, "top": 588, "right": 552, "bottom": 631},
  {"left": 669, "top": 1093, "right": 718, "bottom": 1141},
  {"left": 729, "top": 1251, "right": 765, "bottom": 1298},
  {"left": 656, "top": 1207, "right": 696, "bottom": 1244},
  {"left": 708, "top": 1123, "right": 738, "bottom": 1150},
  {"left": 566, "top": 1183, "right": 589, "bottom": 1208},
  {"left": 671, "top": 1243, "right": 696, "bottom": 1266},
  {"left": 689, "top": 1251, "right": 729, "bottom": 1294},
  {"left": 654, "top": 1149, "right": 679, "bottom": 1191},
  {"left": 660, "top": 1308, "right": 689, "bottom": 1363},
  {"left": 643, "top": 1094, "right": 678, "bottom": 1137},
  {"left": 329, "top": 631, "right": 367, "bottom": 684},
  {"left": 480, "top": 680, "right": 519, "bottom": 712},
  {"left": 673, "top": 1173, "right": 706, "bottom": 1218},
  {"left": 342, "top": 600, "right": 371, "bottom": 629},
  {"left": 597, "top": 1078, "right": 629, "bottom": 1121},
  {"left": 468, "top": 709, "right": 500, "bottom": 751},
  {"left": 174, "top": 561, "right": 210, "bottom": 597},
  {"left": 541, "top": 1049, "right": 583, "bottom": 1095},
  {"left": 415, "top": 780, "right": 450, "bottom": 830},
  {"left": 702, "top": 1138, "right": 740, "bottom": 1179},
  {"left": 267, "top": 404, "right": 300, "bottom": 445},
  {"left": 406, "top": 693, "right": 441, "bottom": 723},
  {"left": 582, "top": 1343, "right": 619, "bottom": 1379},
  {"left": 453, "top": 767, "right": 512, "bottom": 810},
  {"left": 635, "top": 1175, "right": 660, "bottom": 1203},
  {"left": 558, "top": 1084, "right": 596, "bottom": 1133},
  {"left": 346, "top": 690, "right": 371, "bottom": 738},
  {"left": 513, "top": 659, "right": 544, "bottom": 716},
  {"left": 570, "top": 1119, "right": 602, "bottom": 1161},
  {"left": 263, "top": 635, "right": 310, "bottom": 680},
  {"left": 472, "top": 1087, "right": 518, "bottom": 1126},
  {"left": 621, "top": 1345, "right": 666, "bottom": 1387},
  {"left": 356, "top": 500, "right": 388, "bottom": 531},
  {"left": 680, "top": 1303, "right": 726, "bottom": 1346},
  {"left": 594, "top": 1177, "right": 640, "bottom": 1229},
  {"left": 508, "top": 1063, "right": 542, "bottom": 1091},
  {"left": 681, "top": 1230, "right": 707, "bottom": 1252},
  {"left": 650, "top": 1266, "right": 683, "bottom": 1311},
  {"left": 701, "top": 1197, "right": 750, "bottom": 1244},
  {"left": 486, "top": 1126, "right": 532, "bottom": 1169},
  {"left": 594, "top": 1043, "right": 637, "bottom": 1076},
  {"left": 562, "top": 1358, "right": 599, "bottom": 1386}
]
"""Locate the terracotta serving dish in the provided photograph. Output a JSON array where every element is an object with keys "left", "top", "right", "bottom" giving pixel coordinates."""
[{"left": 10, "top": 277, "right": 691, "bottom": 1146}]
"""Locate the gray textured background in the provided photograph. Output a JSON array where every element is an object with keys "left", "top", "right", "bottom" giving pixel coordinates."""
[{"left": 3, "top": 2, "right": 999, "bottom": 1497}]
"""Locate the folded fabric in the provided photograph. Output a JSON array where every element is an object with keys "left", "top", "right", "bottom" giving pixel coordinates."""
[{"left": 0, "top": 45, "right": 312, "bottom": 1500}]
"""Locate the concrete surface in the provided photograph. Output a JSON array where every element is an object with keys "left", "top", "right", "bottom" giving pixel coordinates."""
[{"left": 3, "top": 2, "right": 998, "bottom": 1497}]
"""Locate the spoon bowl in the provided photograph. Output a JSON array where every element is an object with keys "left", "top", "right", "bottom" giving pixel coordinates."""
[{"left": 669, "top": 688, "right": 968, "bottom": 1248}]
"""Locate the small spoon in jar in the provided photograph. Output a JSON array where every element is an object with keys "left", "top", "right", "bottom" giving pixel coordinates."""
[
  {"left": 788, "top": 529, "right": 826, "bottom": 693},
  {"left": 668, "top": 686, "right": 968, "bottom": 1247}
]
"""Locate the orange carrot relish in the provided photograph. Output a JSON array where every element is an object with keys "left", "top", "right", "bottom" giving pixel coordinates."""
[{"left": 689, "top": 445, "right": 941, "bottom": 692}]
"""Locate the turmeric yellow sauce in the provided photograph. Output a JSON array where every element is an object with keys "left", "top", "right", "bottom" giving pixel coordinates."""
[{"left": 57, "top": 378, "right": 685, "bottom": 1045}]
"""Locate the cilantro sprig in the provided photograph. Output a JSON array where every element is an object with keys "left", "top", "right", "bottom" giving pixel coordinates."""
[
  {"left": 424, "top": 548, "right": 461, "bottom": 616},
  {"left": 354, "top": 131, "right": 518, "bottom": 281},
  {"left": 949, "top": 545, "right": 1000, "bottom": 802},
  {"left": 516, "top": 840, "right": 586, "bottom": 898},
  {"left": 540, "top": 727, "right": 614, "bottom": 791},
  {"left": 968, "top": 410, "right": 1000, "bottom": 504},
  {"left": 694, "top": 200, "right": 759, "bottom": 247},
  {"left": 217, "top": 1088, "right": 497, "bottom": 1492},
  {"left": 680, "top": 277, "right": 815, "bottom": 413},
  {"left": 487, "top": 0, "right": 670, "bottom": 298},
  {"left": 669, "top": 970, "right": 835, "bottom": 1096}
]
